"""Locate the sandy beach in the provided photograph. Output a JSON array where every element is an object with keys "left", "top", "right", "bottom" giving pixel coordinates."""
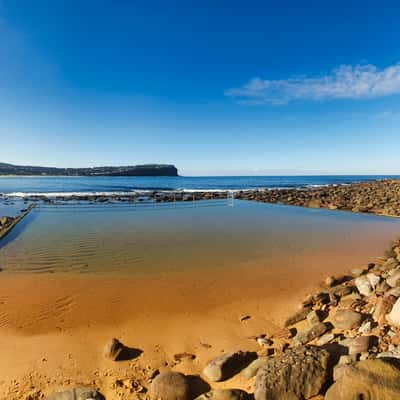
[
  {"left": 0, "top": 237, "right": 394, "bottom": 400},
  {"left": 2, "top": 181, "right": 400, "bottom": 398}
]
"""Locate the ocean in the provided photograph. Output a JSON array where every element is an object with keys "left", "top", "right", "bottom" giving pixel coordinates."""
[{"left": 0, "top": 175, "right": 399, "bottom": 196}]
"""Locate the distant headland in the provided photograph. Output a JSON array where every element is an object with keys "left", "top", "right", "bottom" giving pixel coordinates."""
[{"left": 0, "top": 162, "right": 178, "bottom": 177}]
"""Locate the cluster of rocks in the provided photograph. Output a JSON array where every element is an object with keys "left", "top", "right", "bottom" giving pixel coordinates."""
[
  {"left": 0, "top": 204, "right": 35, "bottom": 241},
  {"left": 4, "top": 180, "right": 400, "bottom": 215},
  {"left": 236, "top": 179, "right": 400, "bottom": 217},
  {"left": 43, "top": 239, "right": 400, "bottom": 399},
  {"left": 0, "top": 215, "right": 17, "bottom": 241},
  {"left": 2, "top": 191, "right": 230, "bottom": 206},
  {"left": 0, "top": 215, "right": 15, "bottom": 230}
]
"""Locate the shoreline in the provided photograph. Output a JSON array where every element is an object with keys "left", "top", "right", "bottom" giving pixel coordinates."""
[{"left": 2, "top": 179, "right": 400, "bottom": 218}]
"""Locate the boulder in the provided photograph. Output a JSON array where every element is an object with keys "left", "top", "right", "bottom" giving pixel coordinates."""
[
  {"left": 367, "top": 273, "right": 380, "bottom": 289},
  {"left": 347, "top": 336, "right": 372, "bottom": 355},
  {"left": 358, "top": 321, "right": 372, "bottom": 334},
  {"left": 293, "top": 322, "right": 328, "bottom": 345},
  {"left": 283, "top": 306, "right": 311, "bottom": 327},
  {"left": 332, "top": 310, "right": 362, "bottom": 330},
  {"left": 325, "top": 360, "right": 400, "bottom": 400},
  {"left": 150, "top": 371, "right": 191, "bottom": 400},
  {"left": 306, "top": 310, "right": 321, "bottom": 326},
  {"left": 195, "top": 389, "right": 249, "bottom": 400},
  {"left": 373, "top": 295, "right": 397, "bottom": 325},
  {"left": 203, "top": 351, "right": 257, "bottom": 382},
  {"left": 382, "top": 258, "right": 399, "bottom": 271},
  {"left": 387, "top": 270, "right": 400, "bottom": 287},
  {"left": 329, "top": 284, "right": 352, "bottom": 298},
  {"left": 316, "top": 333, "right": 335, "bottom": 346},
  {"left": 387, "top": 297, "right": 400, "bottom": 327},
  {"left": 242, "top": 357, "right": 268, "bottom": 379},
  {"left": 351, "top": 268, "right": 365, "bottom": 277},
  {"left": 254, "top": 345, "right": 329, "bottom": 400},
  {"left": 385, "top": 287, "right": 400, "bottom": 298},
  {"left": 355, "top": 276, "right": 372, "bottom": 296},
  {"left": 47, "top": 387, "right": 103, "bottom": 400}
]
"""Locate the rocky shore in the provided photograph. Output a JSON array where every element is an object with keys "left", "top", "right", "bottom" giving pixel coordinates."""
[
  {"left": 4, "top": 179, "right": 400, "bottom": 219},
  {"left": 0, "top": 204, "right": 35, "bottom": 240},
  {"left": 235, "top": 179, "right": 400, "bottom": 217},
  {"left": 23, "top": 238, "right": 400, "bottom": 400}
]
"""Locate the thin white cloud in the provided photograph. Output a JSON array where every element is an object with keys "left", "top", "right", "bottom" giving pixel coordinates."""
[{"left": 225, "top": 63, "right": 400, "bottom": 105}]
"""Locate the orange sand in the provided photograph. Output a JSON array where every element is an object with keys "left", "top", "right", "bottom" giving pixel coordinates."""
[{"left": 0, "top": 245, "right": 386, "bottom": 400}]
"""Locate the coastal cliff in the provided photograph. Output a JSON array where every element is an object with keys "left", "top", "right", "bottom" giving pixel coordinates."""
[{"left": 0, "top": 162, "right": 178, "bottom": 177}]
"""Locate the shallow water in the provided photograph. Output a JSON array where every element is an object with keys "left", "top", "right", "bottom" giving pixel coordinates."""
[{"left": 1, "top": 200, "right": 399, "bottom": 275}]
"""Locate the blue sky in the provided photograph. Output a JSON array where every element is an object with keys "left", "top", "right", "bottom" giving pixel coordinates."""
[{"left": 1, "top": 0, "right": 400, "bottom": 175}]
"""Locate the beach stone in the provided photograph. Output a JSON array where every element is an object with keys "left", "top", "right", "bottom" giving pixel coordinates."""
[
  {"left": 385, "top": 287, "right": 400, "bottom": 298},
  {"left": 254, "top": 345, "right": 329, "bottom": 400},
  {"left": 324, "top": 276, "right": 336, "bottom": 287},
  {"left": 338, "top": 355, "right": 357, "bottom": 365},
  {"left": 283, "top": 306, "right": 311, "bottom": 327},
  {"left": 325, "top": 359, "right": 400, "bottom": 400},
  {"left": 242, "top": 357, "right": 268, "bottom": 379},
  {"left": 103, "top": 338, "right": 124, "bottom": 361},
  {"left": 316, "top": 332, "right": 335, "bottom": 346},
  {"left": 306, "top": 310, "right": 321, "bottom": 326},
  {"left": 195, "top": 389, "right": 249, "bottom": 400},
  {"left": 332, "top": 309, "right": 362, "bottom": 330},
  {"left": 47, "top": 387, "right": 103, "bottom": 400},
  {"left": 329, "top": 284, "right": 352, "bottom": 298},
  {"left": 355, "top": 276, "right": 373, "bottom": 296},
  {"left": 203, "top": 351, "right": 257, "bottom": 382},
  {"left": 351, "top": 268, "right": 365, "bottom": 277},
  {"left": 387, "top": 297, "right": 400, "bottom": 327},
  {"left": 377, "top": 346, "right": 400, "bottom": 359},
  {"left": 294, "top": 322, "right": 327, "bottom": 345},
  {"left": 387, "top": 270, "right": 400, "bottom": 287},
  {"left": 347, "top": 336, "right": 372, "bottom": 355},
  {"left": 272, "top": 327, "right": 293, "bottom": 340},
  {"left": 373, "top": 295, "right": 396, "bottom": 325},
  {"left": 256, "top": 337, "right": 272, "bottom": 347},
  {"left": 382, "top": 258, "right": 399, "bottom": 271},
  {"left": 358, "top": 321, "right": 372, "bottom": 334},
  {"left": 367, "top": 273, "right": 380, "bottom": 289},
  {"left": 150, "top": 371, "right": 190, "bottom": 400}
]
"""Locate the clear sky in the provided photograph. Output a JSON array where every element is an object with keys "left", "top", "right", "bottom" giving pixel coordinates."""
[{"left": 1, "top": 0, "right": 400, "bottom": 176}]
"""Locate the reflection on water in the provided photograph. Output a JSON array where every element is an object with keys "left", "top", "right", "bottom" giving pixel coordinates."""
[{"left": 0, "top": 200, "right": 400, "bottom": 275}]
